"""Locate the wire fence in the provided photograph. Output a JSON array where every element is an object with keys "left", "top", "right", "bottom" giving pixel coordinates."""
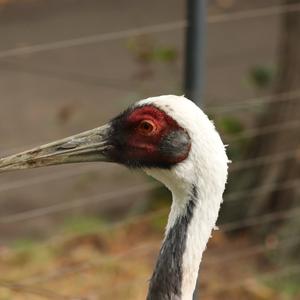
[
  {"left": 0, "top": 2, "right": 300, "bottom": 60},
  {"left": 0, "top": 2, "right": 298, "bottom": 102},
  {"left": 0, "top": 176, "right": 298, "bottom": 262},
  {"left": 0, "top": 176, "right": 299, "bottom": 224},
  {"left": 0, "top": 1, "right": 299, "bottom": 300},
  {"left": 202, "top": 263, "right": 300, "bottom": 297}
]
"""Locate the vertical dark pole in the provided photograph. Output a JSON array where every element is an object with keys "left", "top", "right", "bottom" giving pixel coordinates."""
[
  {"left": 184, "top": 0, "right": 206, "bottom": 106},
  {"left": 184, "top": 1, "right": 206, "bottom": 299}
]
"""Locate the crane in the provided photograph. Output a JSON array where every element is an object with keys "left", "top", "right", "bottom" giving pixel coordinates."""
[{"left": 0, "top": 95, "right": 228, "bottom": 299}]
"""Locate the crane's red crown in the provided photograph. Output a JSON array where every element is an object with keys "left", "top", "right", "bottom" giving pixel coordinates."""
[{"left": 107, "top": 105, "right": 191, "bottom": 169}]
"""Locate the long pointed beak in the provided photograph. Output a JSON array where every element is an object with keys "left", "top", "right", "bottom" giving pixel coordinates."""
[{"left": 0, "top": 124, "right": 112, "bottom": 173}]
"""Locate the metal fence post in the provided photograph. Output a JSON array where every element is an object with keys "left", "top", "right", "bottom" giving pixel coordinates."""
[
  {"left": 184, "top": 0, "right": 206, "bottom": 106},
  {"left": 184, "top": 0, "right": 207, "bottom": 299}
]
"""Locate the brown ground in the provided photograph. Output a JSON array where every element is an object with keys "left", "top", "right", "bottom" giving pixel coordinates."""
[{"left": 0, "top": 211, "right": 297, "bottom": 300}]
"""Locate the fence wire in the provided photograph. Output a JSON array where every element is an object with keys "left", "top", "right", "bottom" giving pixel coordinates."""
[
  {"left": 0, "top": 3, "right": 300, "bottom": 59},
  {"left": 0, "top": 174, "right": 298, "bottom": 224},
  {"left": 202, "top": 263, "right": 300, "bottom": 297}
]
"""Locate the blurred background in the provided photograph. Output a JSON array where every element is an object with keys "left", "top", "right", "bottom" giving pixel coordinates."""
[{"left": 0, "top": 0, "right": 299, "bottom": 299}]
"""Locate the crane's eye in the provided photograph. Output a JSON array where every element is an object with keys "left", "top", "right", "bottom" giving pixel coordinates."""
[{"left": 137, "top": 120, "right": 157, "bottom": 136}]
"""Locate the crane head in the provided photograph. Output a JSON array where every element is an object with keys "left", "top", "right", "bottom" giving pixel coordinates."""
[{"left": 0, "top": 96, "right": 192, "bottom": 172}]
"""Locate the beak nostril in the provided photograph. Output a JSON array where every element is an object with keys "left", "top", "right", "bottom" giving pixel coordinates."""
[{"left": 56, "top": 141, "right": 79, "bottom": 151}]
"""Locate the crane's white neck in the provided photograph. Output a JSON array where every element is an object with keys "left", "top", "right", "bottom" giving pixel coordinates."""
[
  {"left": 146, "top": 164, "right": 226, "bottom": 300},
  {"left": 138, "top": 95, "right": 228, "bottom": 299},
  {"left": 145, "top": 120, "right": 227, "bottom": 299}
]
